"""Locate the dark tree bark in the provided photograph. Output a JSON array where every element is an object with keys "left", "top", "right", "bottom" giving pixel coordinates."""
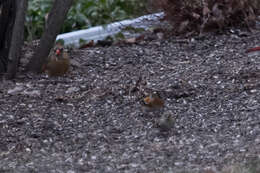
[
  {"left": 6, "top": 0, "right": 27, "bottom": 79},
  {"left": 0, "top": 0, "right": 16, "bottom": 74},
  {"left": 27, "top": 0, "right": 74, "bottom": 73}
]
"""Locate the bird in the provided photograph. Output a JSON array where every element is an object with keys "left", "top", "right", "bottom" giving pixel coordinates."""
[
  {"left": 43, "top": 44, "right": 70, "bottom": 77},
  {"left": 142, "top": 92, "right": 165, "bottom": 113},
  {"left": 157, "top": 112, "right": 175, "bottom": 132}
]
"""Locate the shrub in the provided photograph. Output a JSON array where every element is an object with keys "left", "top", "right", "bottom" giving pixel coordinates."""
[
  {"left": 154, "top": 0, "right": 260, "bottom": 34},
  {"left": 26, "top": 0, "right": 148, "bottom": 41},
  {"left": 26, "top": 0, "right": 52, "bottom": 41}
]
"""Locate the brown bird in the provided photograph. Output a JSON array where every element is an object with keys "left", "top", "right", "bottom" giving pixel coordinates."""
[
  {"left": 43, "top": 44, "right": 70, "bottom": 77},
  {"left": 142, "top": 93, "right": 164, "bottom": 113}
]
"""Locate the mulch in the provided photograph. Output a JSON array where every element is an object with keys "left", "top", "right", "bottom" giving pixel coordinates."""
[{"left": 0, "top": 28, "right": 260, "bottom": 173}]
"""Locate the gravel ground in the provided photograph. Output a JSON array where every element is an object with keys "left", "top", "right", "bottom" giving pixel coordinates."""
[{"left": 0, "top": 28, "right": 260, "bottom": 173}]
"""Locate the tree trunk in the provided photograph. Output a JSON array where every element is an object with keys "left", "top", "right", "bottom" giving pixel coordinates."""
[
  {"left": 6, "top": 0, "right": 27, "bottom": 79},
  {"left": 0, "top": 0, "right": 16, "bottom": 74},
  {"left": 27, "top": 0, "right": 73, "bottom": 73}
]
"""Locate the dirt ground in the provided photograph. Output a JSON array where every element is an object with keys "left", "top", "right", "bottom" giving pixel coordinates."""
[{"left": 0, "top": 28, "right": 260, "bottom": 172}]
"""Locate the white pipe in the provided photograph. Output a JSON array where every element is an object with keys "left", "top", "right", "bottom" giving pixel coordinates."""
[{"left": 56, "top": 12, "right": 164, "bottom": 48}]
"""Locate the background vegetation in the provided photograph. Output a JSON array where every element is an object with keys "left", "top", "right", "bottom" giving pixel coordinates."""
[
  {"left": 26, "top": 0, "right": 148, "bottom": 41},
  {"left": 154, "top": 0, "right": 260, "bottom": 34}
]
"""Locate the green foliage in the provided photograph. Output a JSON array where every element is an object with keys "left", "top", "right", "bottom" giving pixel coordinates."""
[
  {"left": 56, "top": 39, "right": 65, "bottom": 45},
  {"left": 114, "top": 32, "right": 125, "bottom": 40},
  {"left": 122, "top": 26, "right": 146, "bottom": 33},
  {"left": 26, "top": 0, "right": 52, "bottom": 41},
  {"left": 26, "top": 0, "right": 148, "bottom": 41}
]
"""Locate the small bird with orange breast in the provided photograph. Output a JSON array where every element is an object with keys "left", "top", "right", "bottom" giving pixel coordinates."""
[
  {"left": 43, "top": 44, "right": 70, "bottom": 77},
  {"left": 142, "top": 92, "right": 165, "bottom": 114}
]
